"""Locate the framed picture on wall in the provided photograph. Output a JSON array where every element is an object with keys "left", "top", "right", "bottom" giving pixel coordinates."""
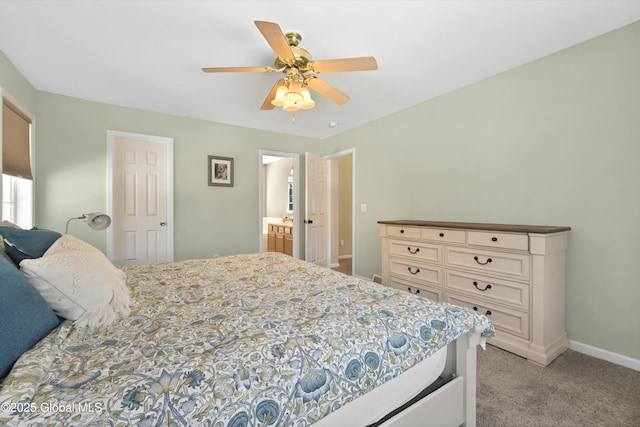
[{"left": 208, "top": 155, "right": 234, "bottom": 187}]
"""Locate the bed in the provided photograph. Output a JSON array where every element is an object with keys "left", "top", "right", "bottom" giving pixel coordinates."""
[{"left": 0, "top": 231, "right": 494, "bottom": 426}]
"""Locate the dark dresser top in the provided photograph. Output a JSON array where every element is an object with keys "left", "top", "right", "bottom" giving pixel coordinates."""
[{"left": 377, "top": 220, "right": 571, "bottom": 234}]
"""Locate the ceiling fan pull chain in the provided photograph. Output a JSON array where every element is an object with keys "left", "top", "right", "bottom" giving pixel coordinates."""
[{"left": 291, "top": 111, "right": 296, "bottom": 124}]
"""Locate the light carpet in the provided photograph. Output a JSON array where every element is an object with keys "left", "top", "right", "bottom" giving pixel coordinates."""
[{"left": 476, "top": 344, "right": 640, "bottom": 427}]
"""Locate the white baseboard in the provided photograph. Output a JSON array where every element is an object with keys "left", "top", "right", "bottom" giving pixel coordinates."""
[
  {"left": 569, "top": 340, "right": 640, "bottom": 371},
  {"left": 329, "top": 255, "right": 351, "bottom": 269}
]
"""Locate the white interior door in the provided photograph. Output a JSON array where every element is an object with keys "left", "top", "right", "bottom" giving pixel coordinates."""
[
  {"left": 108, "top": 131, "right": 173, "bottom": 265},
  {"left": 305, "top": 152, "right": 328, "bottom": 267}
]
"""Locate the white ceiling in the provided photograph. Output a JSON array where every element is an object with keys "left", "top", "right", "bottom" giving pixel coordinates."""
[{"left": 1, "top": 1, "right": 639, "bottom": 139}]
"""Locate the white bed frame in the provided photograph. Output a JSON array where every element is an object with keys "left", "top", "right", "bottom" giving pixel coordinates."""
[
  {"left": 314, "top": 324, "right": 487, "bottom": 427},
  {"left": 379, "top": 326, "right": 486, "bottom": 427}
]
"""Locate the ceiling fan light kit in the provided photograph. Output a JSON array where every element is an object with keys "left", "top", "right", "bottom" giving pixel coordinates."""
[
  {"left": 272, "top": 78, "right": 316, "bottom": 111},
  {"left": 202, "top": 20, "right": 377, "bottom": 116}
]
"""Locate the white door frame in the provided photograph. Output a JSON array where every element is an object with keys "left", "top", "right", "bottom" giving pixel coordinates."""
[
  {"left": 258, "top": 150, "right": 300, "bottom": 258},
  {"left": 325, "top": 148, "right": 356, "bottom": 276},
  {"left": 106, "top": 130, "right": 174, "bottom": 262}
]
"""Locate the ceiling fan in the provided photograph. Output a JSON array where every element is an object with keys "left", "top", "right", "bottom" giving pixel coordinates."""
[{"left": 202, "top": 20, "right": 378, "bottom": 112}]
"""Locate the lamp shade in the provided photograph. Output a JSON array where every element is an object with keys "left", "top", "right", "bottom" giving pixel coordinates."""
[
  {"left": 298, "top": 87, "right": 315, "bottom": 109},
  {"left": 85, "top": 212, "right": 111, "bottom": 230},
  {"left": 271, "top": 85, "right": 288, "bottom": 107},
  {"left": 65, "top": 212, "right": 112, "bottom": 234}
]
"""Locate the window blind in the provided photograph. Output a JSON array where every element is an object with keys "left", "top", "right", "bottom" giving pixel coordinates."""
[{"left": 2, "top": 100, "right": 33, "bottom": 179}]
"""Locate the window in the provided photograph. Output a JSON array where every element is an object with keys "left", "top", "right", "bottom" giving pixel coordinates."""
[
  {"left": 1, "top": 89, "right": 34, "bottom": 229},
  {"left": 2, "top": 174, "right": 32, "bottom": 228}
]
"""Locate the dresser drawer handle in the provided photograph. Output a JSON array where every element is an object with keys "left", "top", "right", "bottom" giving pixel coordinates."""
[
  {"left": 439, "top": 232, "right": 444, "bottom": 237},
  {"left": 407, "top": 267, "right": 420, "bottom": 275},
  {"left": 473, "top": 281, "right": 492, "bottom": 291},
  {"left": 400, "top": 229, "right": 405, "bottom": 234},
  {"left": 407, "top": 247, "right": 420, "bottom": 254},
  {"left": 491, "top": 237, "right": 498, "bottom": 242},
  {"left": 473, "top": 306, "right": 492, "bottom": 316},
  {"left": 474, "top": 256, "right": 492, "bottom": 265},
  {"left": 407, "top": 287, "right": 420, "bottom": 295}
]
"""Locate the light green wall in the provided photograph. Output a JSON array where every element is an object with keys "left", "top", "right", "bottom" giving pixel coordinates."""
[
  {"left": 0, "top": 50, "right": 37, "bottom": 112},
  {"left": 32, "top": 92, "right": 315, "bottom": 257},
  {"left": 0, "top": 22, "right": 638, "bottom": 360},
  {"left": 322, "top": 22, "right": 640, "bottom": 359}
]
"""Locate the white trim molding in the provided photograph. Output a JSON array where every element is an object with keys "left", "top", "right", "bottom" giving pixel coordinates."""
[{"left": 569, "top": 340, "right": 640, "bottom": 372}]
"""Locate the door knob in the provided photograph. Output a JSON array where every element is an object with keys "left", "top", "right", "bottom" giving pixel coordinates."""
[{"left": 160, "top": 221, "right": 166, "bottom": 226}]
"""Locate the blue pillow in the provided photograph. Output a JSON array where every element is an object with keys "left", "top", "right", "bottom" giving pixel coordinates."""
[
  {"left": 0, "top": 226, "right": 61, "bottom": 266},
  {"left": 0, "top": 256, "right": 61, "bottom": 379}
]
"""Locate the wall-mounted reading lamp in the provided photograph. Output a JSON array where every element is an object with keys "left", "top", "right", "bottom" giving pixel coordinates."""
[{"left": 65, "top": 212, "right": 112, "bottom": 234}]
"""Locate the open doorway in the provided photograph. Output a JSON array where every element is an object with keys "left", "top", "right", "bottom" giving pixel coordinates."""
[
  {"left": 327, "top": 149, "right": 354, "bottom": 276},
  {"left": 258, "top": 148, "right": 355, "bottom": 275},
  {"left": 258, "top": 150, "right": 300, "bottom": 258}
]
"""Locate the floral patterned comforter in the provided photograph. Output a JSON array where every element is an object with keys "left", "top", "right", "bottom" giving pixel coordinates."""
[{"left": 0, "top": 252, "right": 494, "bottom": 426}]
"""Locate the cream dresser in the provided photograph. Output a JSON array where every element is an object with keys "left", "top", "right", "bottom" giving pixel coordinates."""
[{"left": 379, "top": 220, "right": 570, "bottom": 366}]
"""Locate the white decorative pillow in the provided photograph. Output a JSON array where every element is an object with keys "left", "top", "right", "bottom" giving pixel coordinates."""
[{"left": 20, "top": 234, "right": 130, "bottom": 328}]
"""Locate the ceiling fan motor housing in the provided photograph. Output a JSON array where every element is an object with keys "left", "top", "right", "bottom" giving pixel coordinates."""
[{"left": 274, "top": 32, "right": 313, "bottom": 72}]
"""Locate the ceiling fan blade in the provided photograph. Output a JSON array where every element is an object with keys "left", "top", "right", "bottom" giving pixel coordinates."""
[
  {"left": 306, "top": 77, "right": 350, "bottom": 105},
  {"left": 311, "top": 57, "right": 378, "bottom": 73},
  {"left": 261, "top": 79, "right": 284, "bottom": 110},
  {"left": 254, "top": 21, "right": 295, "bottom": 62},
  {"left": 202, "top": 66, "right": 273, "bottom": 73}
]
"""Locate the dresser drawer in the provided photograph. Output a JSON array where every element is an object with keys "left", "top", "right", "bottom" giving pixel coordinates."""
[
  {"left": 380, "top": 220, "right": 569, "bottom": 366},
  {"left": 389, "top": 258, "right": 441, "bottom": 287},
  {"left": 390, "top": 277, "right": 442, "bottom": 301},
  {"left": 446, "top": 294, "right": 530, "bottom": 340},
  {"left": 445, "top": 247, "right": 530, "bottom": 280},
  {"left": 389, "top": 240, "right": 441, "bottom": 263},
  {"left": 421, "top": 228, "right": 466, "bottom": 244},
  {"left": 444, "top": 270, "right": 530, "bottom": 310},
  {"left": 386, "top": 225, "right": 421, "bottom": 239},
  {"left": 467, "top": 231, "right": 528, "bottom": 251}
]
